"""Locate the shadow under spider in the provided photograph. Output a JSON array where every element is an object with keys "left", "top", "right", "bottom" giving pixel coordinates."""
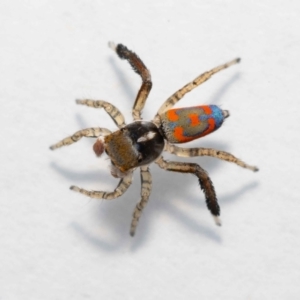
[
  {"left": 208, "top": 73, "right": 240, "bottom": 104},
  {"left": 67, "top": 138, "right": 259, "bottom": 252},
  {"left": 69, "top": 171, "right": 259, "bottom": 252},
  {"left": 108, "top": 56, "right": 137, "bottom": 103}
]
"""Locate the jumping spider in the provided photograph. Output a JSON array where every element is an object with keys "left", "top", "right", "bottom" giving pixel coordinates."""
[{"left": 50, "top": 42, "right": 258, "bottom": 236}]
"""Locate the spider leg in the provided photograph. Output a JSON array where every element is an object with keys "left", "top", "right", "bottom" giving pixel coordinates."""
[
  {"left": 156, "top": 156, "right": 221, "bottom": 226},
  {"left": 155, "top": 58, "right": 240, "bottom": 118},
  {"left": 130, "top": 166, "right": 152, "bottom": 236},
  {"left": 76, "top": 99, "right": 126, "bottom": 128},
  {"left": 109, "top": 42, "right": 152, "bottom": 121},
  {"left": 70, "top": 172, "right": 133, "bottom": 200},
  {"left": 50, "top": 127, "right": 111, "bottom": 150},
  {"left": 166, "top": 143, "right": 259, "bottom": 172}
]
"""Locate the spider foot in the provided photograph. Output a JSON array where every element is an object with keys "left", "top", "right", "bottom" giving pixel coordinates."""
[
  {"left": 213, "top": 215, "right": 222, "bottom": 226},
  {"left": 108, "top": 41, "right": 117, "bottom": 51},
  {"left": 249, "top": 165, "right": 259, "bottom": 172},
  {"left": 70, "top": 185, "right": 79, "bottom": 192}
]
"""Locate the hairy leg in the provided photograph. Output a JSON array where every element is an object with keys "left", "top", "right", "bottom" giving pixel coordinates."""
[
  {"left": 76, "top": 99, "right": 126, "bottom": 128},
  {"left": 155, "top": 58, "right": 240, "bottom": 118},
  {"left": 109, "top": 42, "right": 152, "bottom": 120},
  {"left": 130, "top": 166, "right": 152, "bottom": 236},
  {"left": 50, "top": 127, "right": 111, "bottom": 150},
  {"left": 165, "top": 143, "right": 259, "bottom": 172},
  {"left": 70, "top": 172, "right": 133, "bottom": 200},
  {"left": 155, "top": 156, "right": 221, "bottom": 225}
]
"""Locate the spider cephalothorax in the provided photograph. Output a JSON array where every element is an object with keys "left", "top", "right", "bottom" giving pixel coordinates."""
[
  {"left": 105, "top": 121, "right": 165, "bottom": 172},
  {"left": 50, "top": 43, "right": 258, "bottom": 236}
]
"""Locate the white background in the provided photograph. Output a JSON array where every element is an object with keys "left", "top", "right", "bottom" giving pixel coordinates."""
[{"left": 1, "top": 1, "right": 300, "bottom": 299}]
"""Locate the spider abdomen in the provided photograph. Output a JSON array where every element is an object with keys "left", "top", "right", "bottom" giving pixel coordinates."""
[{"left": 159, "top": 105, "right": 229, "bottom": 143}]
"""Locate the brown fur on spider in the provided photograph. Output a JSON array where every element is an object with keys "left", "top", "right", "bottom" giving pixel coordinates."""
[{"left": 50, "top": 42, "right": 258, "bottom": 236}]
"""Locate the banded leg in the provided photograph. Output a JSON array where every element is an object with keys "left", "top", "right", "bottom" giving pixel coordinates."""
[
  {"left": 156, "top": 156, "right": 221, "bottom": 225},
  {"left": 130, "top": 166, "right": 152, "bottom": 236},
  {"left": 76, "top": 99, "right": 125, "bottom": 128},
  {"left": 70, "top": 172, "right": 133, "bottom": 200},
  {"left": 109, "top": 42, "right": 152, "bottom": 120},
  {"left": 155, "top": 58, "right": 240, "bottom": 117},
  {"left": 166, "top": 143, "right": 259, "bottom": 172},
  {"left": 50, "top": 127, "right": 111, "bottom": 150}
]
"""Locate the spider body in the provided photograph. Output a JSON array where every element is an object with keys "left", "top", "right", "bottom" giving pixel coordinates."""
[{"left": 50, "top": 43, "right": 258, "bottom": 236}]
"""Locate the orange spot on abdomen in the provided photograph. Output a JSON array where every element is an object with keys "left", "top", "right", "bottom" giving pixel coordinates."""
[
  {"left": 189, "top": 113, "right": 201, "bottom": 126},
  {"left": 201, "top": 105, "right": 212, "bottom": 115},
  {"left": 166, "top": 109, "right": 179, "bottom": 121},
  {"left": 202, "top": 118, "right": 215, "bottom": 136},
  {"left": 174, "top": 127, "right": 189, "bottom": 142}
]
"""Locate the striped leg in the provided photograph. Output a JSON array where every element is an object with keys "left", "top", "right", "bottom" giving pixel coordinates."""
[
  {"left": 109, "top": 42, "right": 152, "bottom": 121},
  {"left": 130, "top": 166, "right": 152, "bottom": 236},
  {"left": 70, "top": 172, "right": 133, "bottom": 200},
  {"left": 50, "top": 127, "right": 111, "bottom": 150},
  {"left": 156, "top": 156, "right": 221, "bottom": 226},
  {"left": 166, "top": 143, "right": 259, "bottom": 172},
  {"left": 155, "top": 58, "right": 240, "bottom": 117},
  {"left": 76, "top": 99, "right": 125, "bottom": 128}
]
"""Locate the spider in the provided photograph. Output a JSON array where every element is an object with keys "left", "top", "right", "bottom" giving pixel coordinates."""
[{"left": 50, "top": 42, "right": 258, "bottom": 236}]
